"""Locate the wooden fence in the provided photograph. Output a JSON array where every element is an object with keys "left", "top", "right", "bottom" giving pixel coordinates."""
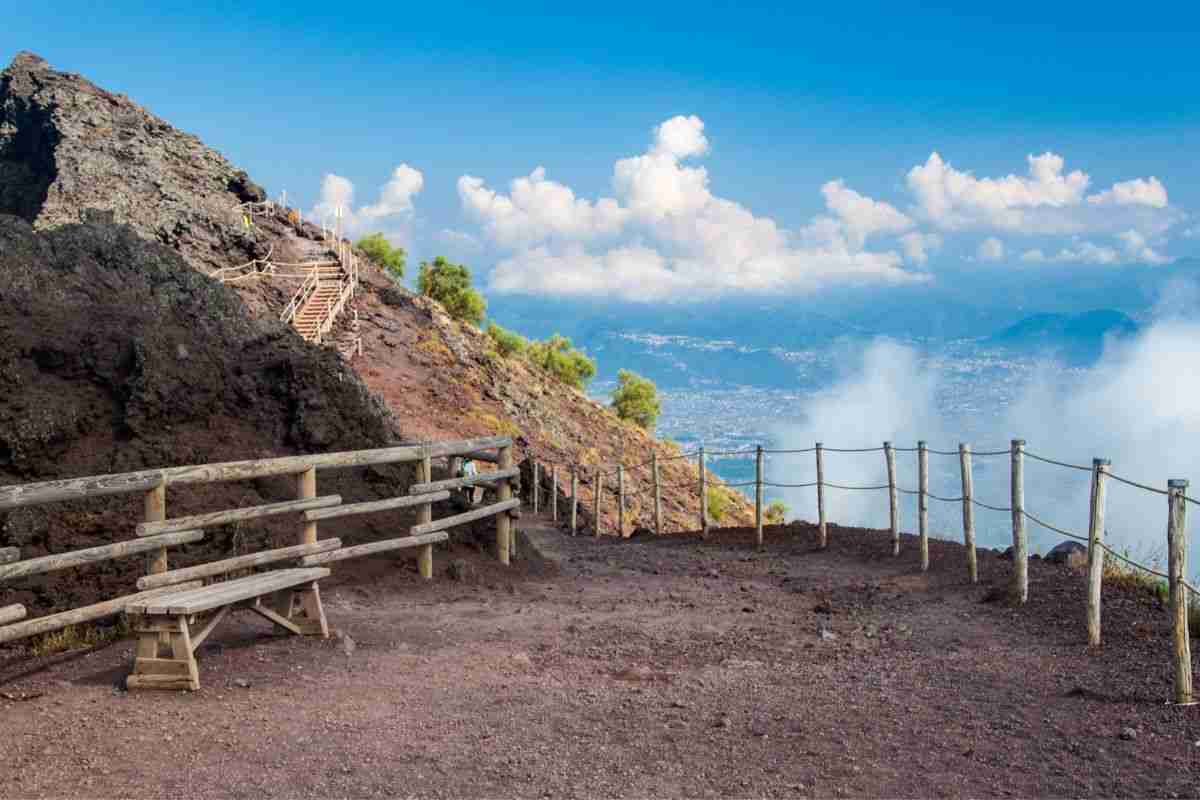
[
  {"left": 0, "top": 436, "right": 518, "bottom": 648},
  {"left": 527, "top": 439, "right": 1198, "bottom": 705}
]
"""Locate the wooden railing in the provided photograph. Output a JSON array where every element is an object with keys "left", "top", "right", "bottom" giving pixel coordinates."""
[
  {"left": 0, "top": 436, "right": 519, "bottom": 648},
  {"left": 281, "top": 268, "right": 320, "bottom": 326}
]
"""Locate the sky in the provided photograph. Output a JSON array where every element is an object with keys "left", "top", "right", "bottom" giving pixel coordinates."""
[{"left": 5, "top": 1, "right": 1199, "bottom": 305}]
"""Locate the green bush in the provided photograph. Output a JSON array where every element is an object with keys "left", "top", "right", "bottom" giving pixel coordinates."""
[
  {"left": 527, "top": 334, "right": 596, "bottom": 390},
  {"left": 706, "top": 486, "right": 729, "bottom": 522},
  {"left": 418, "top": 256, "right": 486, "bottom": 325},
  {"left": 357, "top": 233, "right": 406, "bottom": 280},
  {"left": 765, "top": 500, "right": 788, "bottom": 525},
  {"left": 486, "top": 322, "right": 528, "bottom": 358},
  {"left": 611, "top": 369, "right": 661, "bottom": 430}
]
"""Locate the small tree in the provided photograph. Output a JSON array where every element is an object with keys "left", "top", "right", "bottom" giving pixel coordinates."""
[
  {"left": 418, "top": 256, "right": 486, "bottom": 325},
  {"left": 357, "top": 233, "right": 406, "bottom": 280},
  {"left": 611, "top": 369, "right": 661, "bottom": 430},
  {"left": 527, "top": 334, "right": 596, "bottom": 390},
  {"left": 765, "top": 500, "right": 788, "bottom": 525},
  {"left": 486, "top": 322, "right": 527, "bottom": 358}
]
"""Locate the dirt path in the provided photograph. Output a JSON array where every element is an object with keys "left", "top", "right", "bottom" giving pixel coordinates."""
[{"left": 1, "top": 521, "right": 1198, "bottom": 798}]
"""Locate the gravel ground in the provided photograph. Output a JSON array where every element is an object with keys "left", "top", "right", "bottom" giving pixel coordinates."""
[{"left": 1, "top": 521, "right": 1198, "bottom": 798}]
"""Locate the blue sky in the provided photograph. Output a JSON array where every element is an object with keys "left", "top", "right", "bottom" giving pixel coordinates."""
[{"left": 6, "top": 1, "right": 1199, "bottom": 302}]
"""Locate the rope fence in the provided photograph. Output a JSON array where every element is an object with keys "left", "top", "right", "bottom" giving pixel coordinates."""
[{"left": 523, "top": 436, "right": 1198, "bottom": 705}]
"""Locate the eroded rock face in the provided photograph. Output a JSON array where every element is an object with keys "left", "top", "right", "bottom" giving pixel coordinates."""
[{"left": 0, "top": 52, "right": 264, "bottom": 272}]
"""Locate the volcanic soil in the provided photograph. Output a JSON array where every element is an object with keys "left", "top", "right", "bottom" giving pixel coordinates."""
[{"left": 1, "top": 522, "right": 1198, "bottom": 799}]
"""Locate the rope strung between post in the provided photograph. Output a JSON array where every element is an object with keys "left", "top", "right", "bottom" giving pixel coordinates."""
[
  {"left": 823, "top": 481, "right": 890, "bottom": 491},
  {"left": 924, "top": 447, "right": 963, "bottom": 456},
  {"left": 924, "top": 490, "right": 964, "bottom": 503},
  {"left": 705, "top": 448, "right": 759, "bottom": 457},
  {"left": 970, "top": 449, "right": 1014, "bottom": 457},
  {"left": 821, "top": 446, "right": 886, "bottom": 453},
  {"left": 762, "top": 481, "right": 818, "bottom": 489},
  {"left": 970, "top": 497, "right": 1012, "bottom": 513},
  {"left": 896, "top": 487, "right": 920, "bottom": 496},
  {"left": 762, "top": 447, "right": 817, "bottom": 454},
  {"left": 1024, "top": 450, "right": 1093, "bottom": 472},
  {"left": 1021, "top": 508, "right": 1089, "bottom": 544},
  {"left": 1106, "top": 471, "right": 1170, "bottom": 496},
  {"left": 892, "top": 447, "right": 919, "bottom": 453}
]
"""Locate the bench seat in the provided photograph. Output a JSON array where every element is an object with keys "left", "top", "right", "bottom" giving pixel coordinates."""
[
  {"left": 127, "top": 567, "right": 329, "bottom": 615},
  {"left": 125, "top": 567, "right": 331, "bottom": 692}
]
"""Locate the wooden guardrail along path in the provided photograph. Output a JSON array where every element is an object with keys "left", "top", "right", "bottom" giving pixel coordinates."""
[{"left": 0, "top": 436, "right": 519, "bottom": 691}]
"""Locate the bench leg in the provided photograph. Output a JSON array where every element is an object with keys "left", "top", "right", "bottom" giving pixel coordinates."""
[
  {"left": 126, "top": 614, "right": 200, "bottom": 692},
  {"left": 289, "top": 581, "right": 329, "bottom": 638}
]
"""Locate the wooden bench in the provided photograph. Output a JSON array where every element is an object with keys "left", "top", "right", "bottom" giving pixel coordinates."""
[{"left": 125, "top": 567, "right": 330, "bottom": 691}]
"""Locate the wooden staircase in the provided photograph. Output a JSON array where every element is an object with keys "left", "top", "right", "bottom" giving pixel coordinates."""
[{"left": 279, "top": 243, "right": 360, "bottom": 354}]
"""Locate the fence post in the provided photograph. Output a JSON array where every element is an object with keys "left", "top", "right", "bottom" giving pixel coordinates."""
[
  {"left": 594, "top": 470, "right": 603, "bottom": 538},
  {"left": 755, "top": 445, "right": 764, "bottom": 549},
  {"left": 417, "top": 452, "right": 433, "bottom": 579},
  {"left": 144, "top": 478, "right": 168, "bottom": 576},
  {"left": 571, "top": 468, "right": 579, "bottom": 536},
  {"left": 617, "top": 464, "right": 626, "bottom": 538},
  {"left": 496, "top": 444, "right": 513, "bottom": 565},
  {"left": 1167, "top": 479, "right": 1192, "bottom": 704},
  {"left": 885, "top": 442, "right": 899, "bottom": 556},
  {"left": 699, "top": 446, "right": 708, "bottom": 537},
  {"left": 298, "top": 466, "right": 317, "bottom": 546},
  {"left": 1011, "top": 439, "right": 1027, "bottom": 604},
  {"left": 551, "top": 466, "right": 558, "bottom": 523},
  {"left": 959, "top": 443, "right": 977, "bottom": 583},
  {"left": 1086, "top": 457, "right": 1110, "bottom": 644},
  {"left": 533, "top": 461, "right": 540, "bottom": 516},
  {"left": 918, "top": 441, "right": 929, "bottom": 572},
  {"left": 816, "top": 443, "right": 827, "bottom": 549},
  {"left": 653, "top": 453, "right": 662, "bottom": 536}
]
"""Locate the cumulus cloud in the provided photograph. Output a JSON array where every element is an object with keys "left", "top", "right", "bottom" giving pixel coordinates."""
[
  {"left": 1087, "top": 176, "right": 1168, "bottom": 209},
  {"left": 1020, "top": 242, "right": 1121, "bottom": 264},
  {"left": 899, "top": 232, "right": 942, "bottom": 266},
  {"left": 461, "top": 115, "right": 926, "bottom": 301},
  {"left": 976, "top": 237, "right": 1005, "bottom": 262},
  {"left": 308, "top": 164, "right": 425, "bottom": 244},
  {"left": 1118, "top": 229, "right": 1171, "bottom": 265}
]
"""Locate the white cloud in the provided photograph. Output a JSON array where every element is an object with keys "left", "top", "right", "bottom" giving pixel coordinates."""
[
  {"left": 436, "top": 228, "right": 483, "bottom": 253},
  {"left": 360, "top": 163, "right": 424, "bottom": 218},
  {"left": 1020, "top": 241, "right": 1120, "bottom": 264},
  {"left": 1118, "top": 229, "right": 1171, "bottom": 265},
  {"left": 976, "top": 236, "right": 1005, "bottom": 261},
  {"left": 1087, "top": 176, "right": 1168, "bottom": 209},
  {"left": 899, "top": 232, "right": 942, "bottom": 266},
  {"left": 461, "top": 115, "right": 926, "bottom": 301}
]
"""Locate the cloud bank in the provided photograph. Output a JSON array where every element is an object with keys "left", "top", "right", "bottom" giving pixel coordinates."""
[{"left": 309, "top": 163, "right": 425, "bottom": 245}]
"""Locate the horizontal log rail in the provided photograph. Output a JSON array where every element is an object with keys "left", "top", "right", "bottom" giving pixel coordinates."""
[
  {"left": 409, "top": 467, "right": 520, "bottom": 496},
  {"left": 411, "top": 498, "right": 521, "bottom": 537},
  {"left": 0, "top": 436, "right": 512, "bottom": 510},
  {"left": 298, "top": 532, "right": 449, "bottom": 566},
  {"left": 136, "top": 495, "right": 342, "bottom": 537},
  {"left": 303, "top": 491, "right": 452, "bottom": 522},
  {"left": 0, "top": 531, "right": 205, "bottom": 582},
  {"left": 0, "top": 604, "right": 27, "bottom": 626},
  {"left": 136, "top": 539, "right": 342, "bottom": 590},
  {"left": 0, "top": 581, "right": 204, "bottom": 645}
]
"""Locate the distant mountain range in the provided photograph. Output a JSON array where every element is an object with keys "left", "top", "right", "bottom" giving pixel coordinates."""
[{"left": 985, "top": 309, "right": 1139, "bottom": 364}]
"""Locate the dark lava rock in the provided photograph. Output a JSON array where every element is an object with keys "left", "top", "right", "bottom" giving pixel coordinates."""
[{"left": 1046, "top": 540, "right": 1087, "bottom": 566}]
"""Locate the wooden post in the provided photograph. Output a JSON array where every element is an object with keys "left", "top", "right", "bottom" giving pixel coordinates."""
[
  {"left": 960, "top": 443, "right": 977, "bottom": 583},
  {"left": 755, "top": 445, "right": 764, "bottom": 550},
  {"left": 551, "top": 466, "right": 558, "bottom": 522},
  {"left": 617, "top": 465, "right": 625, "bottom": 538},
  {"left": 570, "top": 468, "right": 579, "bottom": 536},
  {"left": 918, "top": 441, "right": 929, "bottom": 572},
  {"left": 1011, "top": 439, "right": 1027, "bottom": 604},
  {"left": 1086, "top": 457, "right": 1110, "bottom": 644},
  {"left": 816, "top": 443, "right": 827, "bottom": 549},
  {"left": 699, "top": 446, "right": 708, "bottom": 537},
  {"left": 594, "top": 471, "right": 603, "bottom": 538},
  {"left": 1167, "top": 479, "right": 1192, "bottom": 705},
  {"left": 144, "top": 479, "right": 167, "bottom": 575},
  {"left": 533, "top": 461, "right": 539, "bottom": 516},
  {"left": 653, "top": 453, "right": 662, "bottom": 536},
  {"left": 885, "top": 442, "right": 899, "bottom": 556},
  {"left": 417, "top": 453, "right": 433, "bottom": 580},
  {"left": 297, "top": 467, "right": 317, "bottom": 545},
  {"left": 496, "top": 445, "right": 513, "bottom": 565}
]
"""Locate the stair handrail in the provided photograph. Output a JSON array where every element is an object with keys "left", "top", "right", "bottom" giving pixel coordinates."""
[{"left": 281, "top": 267, "right": 321, "bottom": 325}]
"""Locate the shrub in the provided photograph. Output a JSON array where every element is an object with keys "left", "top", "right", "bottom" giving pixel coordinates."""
[
  {"left": 418, "top": 256, "right": 486, "bottom": 325},
  {"left": 357, "top": 233, "right": 406, "bottom": 280},
  {"left": 527, "top": 334, "right": 596, "bottom": 390},
  {"left": 765, "top": 500, "right": 788, "bottom": 525},
  {"left": 486, "top": 322, "right": 528, "bottom": 358},
  {"left": 706, "top": 485, "right": 729, "bottom": 522},
  {"left": 611, "top": 369, "right": 661, "bottom": 430}
]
